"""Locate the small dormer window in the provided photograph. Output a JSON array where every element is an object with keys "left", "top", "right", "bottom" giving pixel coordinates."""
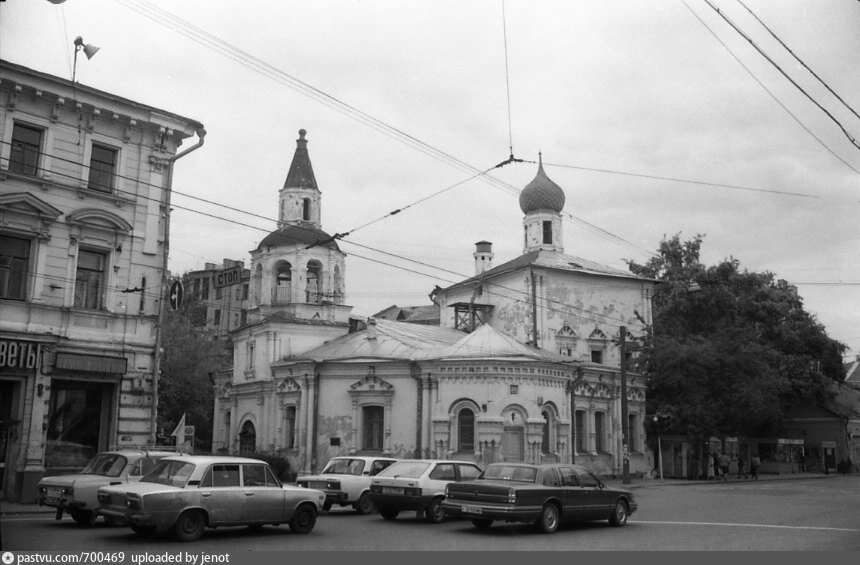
[{"left": 302, "top": 198, "right": 311, "bottom": 221}]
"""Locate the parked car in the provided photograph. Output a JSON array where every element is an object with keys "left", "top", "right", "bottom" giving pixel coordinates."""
[
  {"left": 296, "top": 456, "right": 397, "bottom": 513},
  {"left": 97, "top": 455, "right": 325, "bottom": 541},
  {"left": 441, "top": 462, "right": 637, "bottom": 533},
  {"left": 368, "top": 459, "right": 482, "bottom": 523},
  {"left": 37, "top": 448, "right": 177, "bottom": 525}
]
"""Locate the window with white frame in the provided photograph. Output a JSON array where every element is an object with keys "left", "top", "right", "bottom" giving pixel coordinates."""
[
  {"left": 74, "top": 248, "right": 107, "bottom": 310},
  {"left": 0, "top": 234, "right": 31, "bottom": 300},
  {"left": 9, "top": 123, "right": 42, "bottom": 176},
  {"left": 458, "top": 408, "right": 475, "bottom": 452},
  {"left": 87, "top": 143, "right": 118, "bottom": 192}
]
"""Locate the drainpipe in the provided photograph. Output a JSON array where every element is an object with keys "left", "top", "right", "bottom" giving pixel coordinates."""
[{"left": 149, "top": 128, "right": 206, "bottom": 446}]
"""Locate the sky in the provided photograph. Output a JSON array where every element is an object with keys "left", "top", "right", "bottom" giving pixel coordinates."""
[{"left": 2, "top": 0, "right": 858, "bottom": 360}]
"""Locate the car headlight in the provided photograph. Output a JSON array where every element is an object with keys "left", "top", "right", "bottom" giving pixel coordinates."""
[
  {"left": 62, "top": 487, "right": 74, "bottom": 496},
  {"left": 126, "top": 495, "right": 141, "bottom": 510}
]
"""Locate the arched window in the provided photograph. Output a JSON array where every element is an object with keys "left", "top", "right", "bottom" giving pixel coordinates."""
[
  {"left": 306, "top": 260, "right": 321, "bottom": 303},
  {"left": 302, "top": 198, "right": 311, "bottom": 221},
  {"left": 541, "top": 409, "right": 552, "bottom": 454},
  {"left": 362, "top": 406, "right": 384, "bottom": 451},
  {"left": 239, "top": 421, "right": 256, "bottom": 456},
  {"left": 458, "top": 408, "right": 475, "bottom": 452},
  {"left": 274, "top": 262, "right": 292, "bottom": 304}
]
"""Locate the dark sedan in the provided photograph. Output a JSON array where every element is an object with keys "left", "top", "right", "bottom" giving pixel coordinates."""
[{"left": 441, "top": 462, "right": 636, "bottom": 533}]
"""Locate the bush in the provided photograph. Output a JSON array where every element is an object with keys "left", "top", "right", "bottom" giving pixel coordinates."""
[{"left": 250, "top": 451, "right": 297, "bottom": 483}]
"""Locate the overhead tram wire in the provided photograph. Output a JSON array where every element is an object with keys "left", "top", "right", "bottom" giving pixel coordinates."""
[
  {"left": 682, "top": 1, "right": 860, "bottom": 175},
  {"left": 735, "top": 0, "right": 860, "bottom": 124},
  {"left": 700, "top": 0, "right": 860, "bottom": 156}
]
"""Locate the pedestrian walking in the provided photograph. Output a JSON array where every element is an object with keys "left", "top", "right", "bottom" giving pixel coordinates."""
[
  {"left": 750, "top": 454, "right": 760, "bottom": 480},
  {"left": 737, "top": 455, "right": 745, "bottom": 479},
  {"left": 712, "top": 452, "right": 719, "bottom": 480},
  {"left": 717, "top": 452, "right": 729, "bottom": 481}
]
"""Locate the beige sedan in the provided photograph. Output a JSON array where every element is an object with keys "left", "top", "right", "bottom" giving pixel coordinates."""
[{"left": 97, "top": 455, "right": 325, "bottom": 541}]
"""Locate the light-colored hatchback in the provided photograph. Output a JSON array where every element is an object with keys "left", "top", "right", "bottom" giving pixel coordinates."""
[{"left": 297, "top": 455, "right": 397, "bottom": 513}]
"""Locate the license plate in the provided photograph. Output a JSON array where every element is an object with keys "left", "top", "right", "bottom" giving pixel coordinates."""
[
  {"left": 44, "top": 488, "right": 62, "bottom": 502},
  {"left": 461, "top": 505, "right": 482, "bottom": 515},
  {"left": 382, "top": 487, "right": 404, "bottom": 495}
]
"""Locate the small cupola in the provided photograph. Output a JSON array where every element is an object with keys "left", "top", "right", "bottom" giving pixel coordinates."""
[
  {"left": 521, "top": 155, "right": 566, "bottom": 254},
  {"left": 474, "top": 241, "right": 494, "bottom": 275}
]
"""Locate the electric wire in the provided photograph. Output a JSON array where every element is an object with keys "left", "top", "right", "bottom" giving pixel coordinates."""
[
  {"left": 700, "top": 0, "right": 860, "bottom": 154},
  {"left": 682, "top": 1, "right": 860, "bottom": 175},
  {"left": 501, "top": 0, "right": 515, "bottom": 158},
  {"left": 735, "top": 0, "right": 860, "bottom": 123}
]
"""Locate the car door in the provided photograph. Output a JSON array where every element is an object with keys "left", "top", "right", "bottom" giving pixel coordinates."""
[
  {"left": 558, "top": 466, "right": 586, "bottom": 518},
  {"left": 198, "top": 464, "right": 244, "bottom": 524},
  {"left": 455, "top": 463, "right": 482, "bottom": 482},
  {"left": 426, "top": 463, "right": 457, "bottom": 495},
  {"left": 241, "top": 464, "right": 284, "bottom": 523},
  {"left": 573, "top": 467, "right": 604, "bottom": 520}
]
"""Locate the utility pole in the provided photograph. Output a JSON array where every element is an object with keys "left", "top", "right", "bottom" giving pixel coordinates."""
[{"left": 620, "top": 326, "right": 630, "bottom": 484}]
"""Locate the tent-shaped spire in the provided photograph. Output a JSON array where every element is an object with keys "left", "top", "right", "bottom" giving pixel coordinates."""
[{"left": 283, "top": 128, "right": 318, "bottom": 189}]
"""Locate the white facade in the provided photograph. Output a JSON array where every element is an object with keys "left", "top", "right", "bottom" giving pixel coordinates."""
[{"left": 0, "top": 60, "right": 203, "bottom": 501}]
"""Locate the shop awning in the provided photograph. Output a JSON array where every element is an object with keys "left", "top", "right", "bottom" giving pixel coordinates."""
[{"left": 55, "top": 352, "right": 127, "bottom": 375}]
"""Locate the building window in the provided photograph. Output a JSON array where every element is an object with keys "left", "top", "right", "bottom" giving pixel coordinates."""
[
  {"left": 275, "top": 263, "right": 292, "bottom": 304},
  {"left": 239, "top": 421, "right": 256, "bottom": 456},
  {"left": 305, "top": 261, "right": 321, "bottom": 303},
  {"left": 285, "top": 406, "right": 297, "bottom": 449},
  {"left": 302, "top": 198, "right": 311, "bottom": 221},
  {"left": 9, "top": 123, "right": 42, "bottom": 176},
  {"left": 458, "top": 408, "right": 474, "bottom": 452},
  {"left": 542, "top": 221, "right": 552, "bottom": 244},
  {"left": 362, "top": 405, "right": 384, "bottom": 451},
  {"left": 242, "top": 283, "right": 249, "bottom": 300},
  {"left": 45, "top": 381, "right": 109, "bottom": 469},
  {"left": 193, "top": 279, "right": 200, "bottom": 295},
  {"left": 215, "top": 287, "right": 222, "bottom": 300},
  {"left": 590, "top": 350, "right": 603, "bottom": 364},
  {"left": 594, "top": 412, "right": 606, "bottom": 453},
  {"left": 247, "top": 341, "right": 255, "bottom": 370},
  {"left": 627, "top": 413, "right": 638, "bottom": 452},
  {"left": 213, "top": 309, "right": 221, "bottom": 327},
  {"left": 0, "top": 234, "right": 31, "bottom": 300},
  {"left": 240, "top": 311, "right": 248, "bottom": 326},
  {"left": 202, "top": 278, "right": 209, "bottom": 300},
  {"left": 223, "top": 411, "right": 231, "bottom": 451},
  {"left": 541, "top": 410, "right": 552, "bottom": 454},
  {"left": 87, "top": 143, "right": 117, "bottom": 192},
  {"left": 575, "top": 410, "right": 586, "bottom": 453},
  {"left": 74, "top": 249, "right": 107, "bottom": 310}
]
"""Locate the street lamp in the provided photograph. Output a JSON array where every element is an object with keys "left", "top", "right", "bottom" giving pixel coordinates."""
[
  {"left": 72, "top": 36, "right": 100, "bottom": 83},
  {"left": 653, "top": 415, "right": 664, "bottom": 481}
]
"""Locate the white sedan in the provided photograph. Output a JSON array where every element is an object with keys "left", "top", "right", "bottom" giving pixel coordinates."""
[{"left": 296, "top": 456, "right": 397, "bottom": 513}]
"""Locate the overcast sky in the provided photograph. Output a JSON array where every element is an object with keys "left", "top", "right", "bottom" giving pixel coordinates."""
[{"left": 3, "top": 0, "right": 858, "bottom": 359}]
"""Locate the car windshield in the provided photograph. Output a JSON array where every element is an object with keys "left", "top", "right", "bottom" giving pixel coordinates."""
[
  {"left": 140, "top": 460, "right": 195, "bottom": 487},
  {"left": 482, "top": 465, "right": 538, "bottom": 483},
  {"left": 376, "top": 461, "right": 430, "bottom": 479},
  {"left": 80, "top": 454, "right": 128, "bottom": 477},
  {"left": 322, "top": 459, "right": 365, "bottom": 475}
]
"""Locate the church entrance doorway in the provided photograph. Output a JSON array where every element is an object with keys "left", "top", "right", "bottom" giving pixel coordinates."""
[{"left": 502, "top": 427, "right": 523, "bottom": 461}]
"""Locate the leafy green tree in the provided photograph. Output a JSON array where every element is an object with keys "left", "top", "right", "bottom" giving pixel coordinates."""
[
  {"left": 629, "top": 234, "right": 846, "bottom": 440},
  {"left": 157, "top": 279, "right": 230, "bottom": 452}
]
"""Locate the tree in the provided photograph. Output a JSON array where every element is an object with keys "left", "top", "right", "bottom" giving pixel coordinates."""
[
  {"left": 157, "top": 280, "right": 230, "bottom": 452},
  {"left": 629, "top": 234, "right": 846, "bottom": 440}
]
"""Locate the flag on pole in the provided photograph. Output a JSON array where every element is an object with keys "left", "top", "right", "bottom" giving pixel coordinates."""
[{"left": 170, "top": 413, "right": 186, "bottom": 446}]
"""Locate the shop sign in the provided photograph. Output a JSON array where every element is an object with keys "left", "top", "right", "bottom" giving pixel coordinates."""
[
  {"left": 0, "top": 339, "right": 39, "bottom": 372},
  {"left": 213, "top": 265, "right": 243, "bottom": 289}
]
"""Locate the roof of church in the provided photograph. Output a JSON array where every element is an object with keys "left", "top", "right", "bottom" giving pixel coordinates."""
[
  {"left": 256, "top": 223, "right": 340, "bottom": 251},
  {"left": 283, "top": 129, "right": 318, "bottom": 190},
  {"left": 441, "top": 249, "right": 652, "bottom": 293},
  {"left": 519, "top": 160, "right": 566, "bottom": 214},
  {"left": 276, "top": 318, "right": 569, "bottom": 364},
  {"left": 373, "top": 304, "right": 440, "bottom": 324}
]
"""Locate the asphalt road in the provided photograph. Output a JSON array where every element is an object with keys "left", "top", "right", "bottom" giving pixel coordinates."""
[{"left": 2, "top": 476, "right": 858, "bottom": 552}]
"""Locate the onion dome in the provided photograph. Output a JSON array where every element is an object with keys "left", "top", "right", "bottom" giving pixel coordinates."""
[{"left": 519, "top": 159, "right": 565, "bottom": 214}]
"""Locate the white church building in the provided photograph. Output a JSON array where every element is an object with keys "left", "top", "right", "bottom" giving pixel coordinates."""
[{"left": 212, "top": 130, "right": 655, "bottom": 477}]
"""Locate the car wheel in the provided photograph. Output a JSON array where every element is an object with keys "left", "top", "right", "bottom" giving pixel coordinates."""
[
  {"left": 536, "top": 503, "right": 560, "bottom": 534},
  {"left": 289, "top": 503, "right": 317, "bottom": 534},
  {"left": 131, "top": 525, "right": 156, "bottom": 537},
  {"left": 69, "top": 509, "right": 95, "bottom": 526},
  {"left": 425, "top": 497, "right": 445, "bottom": 524},
  {"left": 379, "top": 506, "right": 399, "bottom": 520},
  {"left": 609, "top": 499, "right": 629, "bottom": 527},
  {"left": 471, "top": 519, "right": 493, "bottom": 530},
  {"left": 354, "top": 492, "right": 374, "bottom": 515},
  {"left": 174, "top": 510, "right": 206, "bottom": 542}
]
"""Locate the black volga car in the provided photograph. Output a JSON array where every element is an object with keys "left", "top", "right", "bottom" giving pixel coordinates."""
[{"left": 441, "top": 462, "right": 636, "bottom": 533}]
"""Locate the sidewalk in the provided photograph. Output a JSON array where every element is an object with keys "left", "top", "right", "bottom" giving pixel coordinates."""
[{"left": 1, "top": 472, "right": 851, "bottom": 516}]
